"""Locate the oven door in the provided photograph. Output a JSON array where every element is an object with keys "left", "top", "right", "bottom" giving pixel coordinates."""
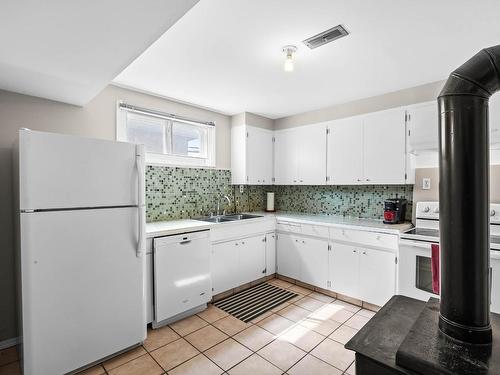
[
  {"left": 491, "top": 250, "right": 500, "bottom": 314},
  {"left": 399, "top": 239, "right": 440, "bottom": 301}
]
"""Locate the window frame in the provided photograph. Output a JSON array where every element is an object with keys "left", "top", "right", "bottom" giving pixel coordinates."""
[{"left": 116, "top": 101, "right": 216, "bottom": 167}]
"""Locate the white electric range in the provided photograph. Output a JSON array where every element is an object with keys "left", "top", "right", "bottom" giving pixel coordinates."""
[{"left": 399, "top": 201, "right": 500, "bottom": 313}]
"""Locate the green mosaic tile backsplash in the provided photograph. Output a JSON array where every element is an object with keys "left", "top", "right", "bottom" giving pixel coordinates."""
[{"left": 146, "top": 166, "right": 413, "bottom": 222}]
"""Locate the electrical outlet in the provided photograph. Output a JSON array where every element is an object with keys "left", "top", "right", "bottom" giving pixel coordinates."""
[
  {"left": 422, "top": 178, "right": 431, "bottom": 190},
  {"left": 239, "top": 185, "right": 244, "bottom": 193}
]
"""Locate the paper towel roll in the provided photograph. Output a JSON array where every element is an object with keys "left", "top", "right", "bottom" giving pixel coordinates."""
[{"left": 266, "top": 192, "right": 275, "bottom": 212}]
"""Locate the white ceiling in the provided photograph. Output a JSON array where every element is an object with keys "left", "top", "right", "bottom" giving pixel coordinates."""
[
  {"left": 114, "top": 0, "right": 500, "bottom": 119},
  {"left": 0, "top": 0, "right": 198, "bottom": 106}
]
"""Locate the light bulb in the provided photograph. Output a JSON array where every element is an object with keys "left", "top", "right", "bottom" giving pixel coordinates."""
[
  {"left": 284, "top": 56, "right": 294, "bottom": 72},
  {"left": 282, "top": 45, "right": 297, "bottom": 72}
]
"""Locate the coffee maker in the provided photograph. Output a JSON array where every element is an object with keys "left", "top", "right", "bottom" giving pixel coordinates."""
[{"left": 383, "top": 198, "right": 407, "bottom": 224}]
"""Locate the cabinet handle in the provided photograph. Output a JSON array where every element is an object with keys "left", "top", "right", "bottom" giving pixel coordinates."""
[
  {"left": 357, "top": 178, "right": 361, "bottom": 182},
  {"left": 235, "top": 242, "right": 239, "bottom": 246},
  {"left": 179, "top": 240, "right": 192, "bottom": 245},
  {"left": 353, "top": 249, "right": 357, "bottom": 253},
  {"left": 366, "top": 178, "right": 370, "bottom": 182},
  {"left": 242, "top": 241, "right": 245, "bottom": 245},
  {"left": 362, "top": 251, "right": 367, "bottom": 255},
  {"left": 300, "top": 180, "right": 304, "bottom": 183},
  {"left": 302, "top": 240, "right": 305, "bottom": 244}
]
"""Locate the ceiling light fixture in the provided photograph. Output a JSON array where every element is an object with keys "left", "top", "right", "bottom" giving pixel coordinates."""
[{"left": 282, "top": 45, "right": 297, "bottom": 72}]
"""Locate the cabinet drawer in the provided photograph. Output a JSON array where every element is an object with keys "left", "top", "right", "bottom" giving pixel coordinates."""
[
  {"left": 330, "top": 227, "right": 398, "bottom": 251},
  {"left": 276, "top": 221, "right": 302, "bottom": 233},
  {"left": 301, "top": 224, "right": 329, "bottom": 239}
]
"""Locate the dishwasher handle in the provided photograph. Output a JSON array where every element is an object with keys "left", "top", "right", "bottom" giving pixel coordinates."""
[{"left": 179, "top": 240, "right": 192, "bottom": 245}]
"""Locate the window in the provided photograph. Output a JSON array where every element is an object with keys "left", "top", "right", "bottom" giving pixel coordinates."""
[{"left": 117, "top": 103, "right": 215, "bottom": 167}]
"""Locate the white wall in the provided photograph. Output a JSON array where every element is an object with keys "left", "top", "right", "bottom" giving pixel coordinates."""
[
  {"left": 0, "top": 85, "right": 231, "bottom": 343},
  {"left": 231, "top": 112, "right": 274, "bottom": 130},
  {"left": 274, "top": 80, "right": 445, "bottom": 129}
]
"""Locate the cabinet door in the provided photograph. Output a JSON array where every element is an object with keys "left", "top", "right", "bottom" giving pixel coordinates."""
[
  {"left": 359, "top": 248, "right": 396, "bottom": 306},
  {"left": 265, "top": 232, "right": 276, "bottom": 276},
  {"left": 211, "top": 241, "right": 239, "bottom": 294},
  {"left": 407, "top": 102, "right": 438, "bottom": 153},
  {"left": 276, "top": 233, "right": 300, "bottom": 279},
  {"left": 363, "top": 108, "right": 407, "bottom": 184},
  {"left": 247, "top": 126, "right": 274, "bottom": 185},
  {"left": 238, "top": 236, "right": 266, "bottom": 285},
  {"left": 327, "top": 117, "right": 364, "bottom": 185},
  {"left": 296, "top": 124, "right": 327, "bottom": 185},
  {"left": 274, "top": 130, "right": 297, "bottom": 185},
  {"left": 490, "top": 94, "right": 500, "bottom": 144},
  {"left": 490, "top": 257, "right": 500, "bottom": 314},
  {"left": 298, "top": 236, "right": 329, "bottom": 289},
  {"left": 330, "top": 242, "right": 359, "bottom": 298}
]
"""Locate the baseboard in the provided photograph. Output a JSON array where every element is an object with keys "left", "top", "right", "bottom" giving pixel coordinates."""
[{"left": 0, "top": 337, "right": 19, "bottom": 350}]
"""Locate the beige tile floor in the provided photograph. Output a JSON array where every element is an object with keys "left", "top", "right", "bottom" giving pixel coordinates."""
[{"left": 0, "top": 279, "right": 375, "bottom": 374}]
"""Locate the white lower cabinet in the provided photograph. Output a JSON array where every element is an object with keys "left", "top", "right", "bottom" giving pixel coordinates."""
[
  {"left": 211, "top": 234, "right": 266, "bottom": 294},
  {"left": 265, "top": 232, "right": 276, "bottom": 276},
  {"left": 329, "top": 242, "right": 396, "bottom": 306},
  {"left": 277, "top": 232, "right": 329, "bottom": 289},
  {"left": 298, "top": 236, "right": 329, "bottom": 289},
  {"left": 276, "top": 233, "right": 300, "bottom": 279},
  {"left": 359, "top": 248, "right": 396, "bottom": 306},
  {"left": 211, "top": 240, "right": 240, "bottom": 295},
  {"left": 238, "top": 236, "right": 267, "bottom": 285},
  {"left": 330, "top": 243, "right": 360, "bottom": 298}
]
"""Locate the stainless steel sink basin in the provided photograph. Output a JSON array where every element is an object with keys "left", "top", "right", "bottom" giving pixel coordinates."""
[
  {"left": 196, "top": 213, "right": 263, "bottom": 223},
  {"left": 223, "top": 214, "right": 263, "bottom": 220}
]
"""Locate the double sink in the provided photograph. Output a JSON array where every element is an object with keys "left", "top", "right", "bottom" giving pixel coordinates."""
[{"left": 197, "top": 213, "right": 263, "bottom": 223}]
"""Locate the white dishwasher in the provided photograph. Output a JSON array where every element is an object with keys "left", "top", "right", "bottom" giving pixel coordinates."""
[{"left": 153, "top": 230, "right": 211, "bottom": 328}]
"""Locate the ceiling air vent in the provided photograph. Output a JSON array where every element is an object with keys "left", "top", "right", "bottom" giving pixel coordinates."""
[{"left": 303, "top": 25, "right": 349, "bottom": 49}]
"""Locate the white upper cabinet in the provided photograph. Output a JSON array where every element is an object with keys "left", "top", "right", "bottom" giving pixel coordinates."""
[
  {"left": 363, "top": 107, "right": 407, "bottom": 184},
  {"left": 406, "top": 102, "right": 438, "bottom": 153},
  {"left": 327, "top": 107, "right": 408, "bottom": 185},
  {"left": 296, "top": 124, "right": 327, "bottom": 185},
  {"left": 274, "top": 124, "right": 327, "bottom": 185},
  {"left": 274, "top": 129, "right": 298, "bottom": 185},
  {"left": 326, "top": 116, "right": 364, "bottom": 184},
  {"left": 407, "top": 99, "right": 500, "bottom": 153},
  {"left": 231, "top": 125, "right": 273, "bottom": 185},
  {"left": 490, "top": 94, "right": 500, "bottom": 145}
]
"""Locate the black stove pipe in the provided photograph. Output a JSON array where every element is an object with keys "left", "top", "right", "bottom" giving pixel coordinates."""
[{"left": 438, "top": 45, "right": 500, "bottom": 344}]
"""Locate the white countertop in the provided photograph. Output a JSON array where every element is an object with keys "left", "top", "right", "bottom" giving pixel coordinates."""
[
  {"left": 146, "top": 219, "right": 213, "bottom": 238},
  {"left": 146, "top": 211, "right": 413, "bottom": 238},
  {"left": 273, "top": 211, "right": 412, "bottom": 234}
]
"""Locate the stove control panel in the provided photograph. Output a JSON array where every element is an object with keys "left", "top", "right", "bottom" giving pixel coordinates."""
[
  {"left": 416, "top": 202, "right": 500, "bottom": 225},
  {"left": 416, "top": 201, "right": 440, "bottom": 220},
  {"left": 491, "top": 204, "right": 500, "bottom": 225}
]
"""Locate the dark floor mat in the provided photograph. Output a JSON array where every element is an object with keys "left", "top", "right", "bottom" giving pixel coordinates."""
[{"left": 213, "top": 282, "right": 297, "bottom": 323}]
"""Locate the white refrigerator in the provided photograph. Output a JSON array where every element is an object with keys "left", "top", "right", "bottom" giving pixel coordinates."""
[{"left": 15, "top": 129, "right": 147, "bottom": 375}]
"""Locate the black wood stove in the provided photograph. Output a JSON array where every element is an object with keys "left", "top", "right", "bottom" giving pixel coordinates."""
[{"left": 346, "top": 45, "right": 500, "bottom": 374}]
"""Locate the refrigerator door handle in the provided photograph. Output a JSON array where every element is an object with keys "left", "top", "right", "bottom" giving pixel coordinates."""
[{"left": 136, "top": 144, "right": 146, "bottom": 258}]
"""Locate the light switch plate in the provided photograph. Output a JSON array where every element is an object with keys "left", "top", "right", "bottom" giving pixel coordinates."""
[
  {"left": 422, "top": 178, "right": 431, "bottom": 190},
  {"left": 239, "top": 185, "right": 244, "bottom": 193}
]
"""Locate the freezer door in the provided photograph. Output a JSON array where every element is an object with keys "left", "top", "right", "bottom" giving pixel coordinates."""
[
  {"left": 19, "top": 129, "right": 140, "bottom": 210},
  {"left": 20, "top": 208, "right": 146, "bottom": 375}
]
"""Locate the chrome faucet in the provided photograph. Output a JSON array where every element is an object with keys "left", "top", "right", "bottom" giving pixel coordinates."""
[{"left": 216, "top": 195, "right": 232, "bottom": 216}]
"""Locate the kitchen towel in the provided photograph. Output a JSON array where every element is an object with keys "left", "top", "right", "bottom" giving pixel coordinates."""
[{"left": 431, "top": 243, "right": 440, "bottom": 294}]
